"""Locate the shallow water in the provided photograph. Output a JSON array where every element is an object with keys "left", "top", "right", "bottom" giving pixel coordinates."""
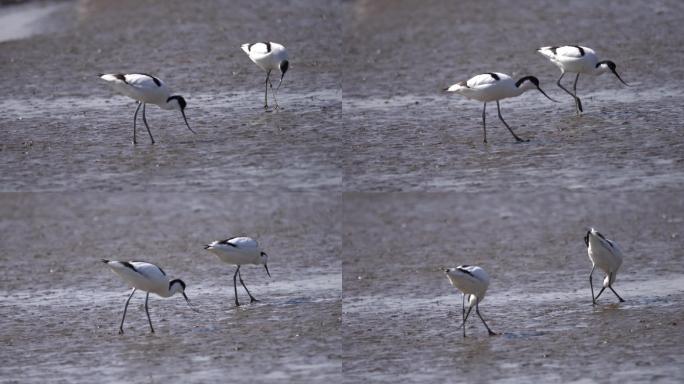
[
  {"left": 0, "top": 192, "right": 342, "bottom": 383},
  {"left": 342, "top": 0, "right": 684, "bottom": 193},
  {"left": 341, "top": 191, "right": 684, "bottom": 383},
  {"left": 2, "top": 0, "right": 684, "bottom": 383},
  {"left": 0, "top": 0, "right": 342, "bottom": 193}
]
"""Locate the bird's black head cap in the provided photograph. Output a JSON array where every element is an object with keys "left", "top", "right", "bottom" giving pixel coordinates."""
[
  {"left": 170, "top": 278, "right": 186, "bottom": 291},
  {"left": 597, "top": 60, "right": 616, "bottom": 71},
  {"left": 515, "top": 76, "right": 539, "bottom": 87},
  {"left": 167, "top": 95, "right": 187, "bottom": 110}
]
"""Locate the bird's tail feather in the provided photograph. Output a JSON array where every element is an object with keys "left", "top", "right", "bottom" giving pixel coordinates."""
[
  {"left": 445, "top": 82, "right": 467, "bottom": 92},
  {"left": 101, "top": 259, "right": 110, "bottom": 264},
  {"left": 537, "top": 47, "right": 556, "bottom": 59}
]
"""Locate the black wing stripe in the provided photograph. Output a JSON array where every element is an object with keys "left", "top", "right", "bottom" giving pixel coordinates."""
[
  {"left": 137, "top": 73, "right": 162, "bottom": 86},
  {"left": 114, "top": 74, "right": 128, "bottom": 84},
  {"left": 120, "top": 261, "right": 138, "bottom": 273},
  {"left": 572, "top": 45, "right": 585, "bottom": 56},
  {"left": 218, "top": 238, "right": 237, "bottom": 246}
]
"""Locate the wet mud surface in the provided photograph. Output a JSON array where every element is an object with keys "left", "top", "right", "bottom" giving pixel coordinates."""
[
  {"left": 0, "top": 193, "right": 341, "bottom": 383},
  {"left": 342, "top": 0, "right": 684, "bottom": 192},
  {"left": 341, "top": 192, "right": 684, "bottom": 383},
  {"left": 2, "top": 0, "right": 684, "bottom": 383},
  {"left": 0, "top": 0, "right": 342, "bottom": 192}
]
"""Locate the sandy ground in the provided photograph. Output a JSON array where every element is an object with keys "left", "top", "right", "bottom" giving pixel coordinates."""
[{"left": 2, "top": 0, "right": 684, "bottom": 383}]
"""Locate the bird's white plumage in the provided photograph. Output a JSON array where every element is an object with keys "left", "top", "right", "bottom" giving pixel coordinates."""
[
  {"left": 104, "top": 260, "right": 175, "bottom": 297},
  {"left": 586, "top": 228, "right": 623, "bottom": 287},
  {"left": 537, "top": 46, "right": 599, "bottom": 74},
  {"left": 205, "top": 236, "right": 265, "bottom": 265},
  {"left": 99, "top": 73, "right": 176, "bottom": 108},
  {"left": 241, "top": 42, "right": 288, "bottom": 72},
  {"left": 466, "top": 73, "right": 506, "bottom": 88},
  {"left": 445, "top": 265, "right": 490, "bottom": 306},
  {"left": 447, "top": 73, "right": 528, "bottom": 102}
]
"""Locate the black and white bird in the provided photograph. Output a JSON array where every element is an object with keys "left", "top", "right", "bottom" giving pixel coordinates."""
[
  {"left": 445, "top": 72, "right": 558, "bottom": 143},
  {"left": 241, "top": 42, "right": 289, "bottom": 110},
  {"left": 444, "top": 265, "right": 498, "bottom": 337},
  {"left": 204, "top": 236, "right": 271, "bottom": 307},
  {"left": 537, "top": 45, "right": 629, "bottom": 115},
  {"left": 99, "top": 73, "right": 195, "bottom": 144},
  {"left": 584, "top": 228, "right": 625, "bottom": 305},
  {"left": 102, "top": 259, "right": 198, "bottom": 334}
]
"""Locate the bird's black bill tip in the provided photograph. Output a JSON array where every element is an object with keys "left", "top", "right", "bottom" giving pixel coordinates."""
[
  {"left": 537, "top": 86, "right": 560, "bottom": 102},
  {"left": 183, "top": 292, "right": 200, "bottom": 313},
  {"left": 264, "top": 264, "right": 271, "bottom": 278},
  {"left": 203, "top": 244, "right": 211, "bottom": 250},
  {"left": 181, "top": 110, "right": 196, "bottom": 134},
  {"left": 613, "top": 71, "right": 630, "bottom": 86}
]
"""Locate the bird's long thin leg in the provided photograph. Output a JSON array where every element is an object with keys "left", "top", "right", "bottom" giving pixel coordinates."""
[
  {"left": 556, "top": 72, "right": 582, "bottom": 114},
  {"left": 233, "top": 266, "right": 241, "bottom": 307},
  {"left": 461, "top": 293, "right": 466, "bottom": 337},
  {"left": 119, "top": 288, "right": 136, "bottom": 334},
  {"left": 589, "top": 265, "right": 597, "bottom": 305},
  {"left": 482, "top": 102, "right": 487, "bottom": 143},
  {"left": 458, "top": 298, "right": 474, "bottom": 338},
  {"left": 594, "top": 284, "right": 607, "bottom": 302},
  {"left": 461, "top": 293, "right": 465, "bottom": 322},
  {"left": 496, "top": 101, "right": 527, "bottom": 142},
  {"left": 145, "top": 292, "right": 155, "bottom": 333},
  {"left": 572, "top": 73, "right": 583, "bottom": 114},
  {"left": 608, "top": 273, "right": 625, "bottom": 302},
  {"left": 264, "top": 70, "right": 272, "bottom": 109},
  {"left": 141, "top": 103, "right": 155, "bottom": 144},
  {"left": 475, "top": 300, "right": 497, "bottom": 336},
  {"left": 238, "top": 269, "right": 258, "bottom": 303},
  {"left": 269, "top": 79, "right": 279, "bottom": 110},
  {"left": 132, "top": 101, "right": 142, "bottom": 145}
]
